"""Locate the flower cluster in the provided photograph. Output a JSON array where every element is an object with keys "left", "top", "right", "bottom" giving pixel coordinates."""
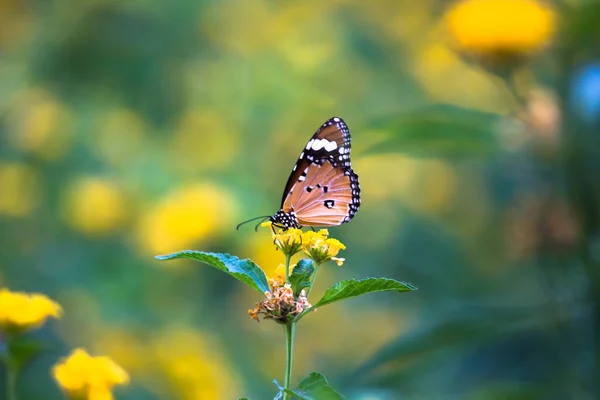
[
  {"left": 263, "top": 223, "right": 346, "bottom": 266},
  {"left": 0, "top": 288, "right": 129, "bottom": 400},
  {"left": 302, "top": 229, "right": 346, "bottom": 266},
  {"left": 248, "top": 281, "right": 311, "bottom": 324},
  {"left": 0, "top": 288, "right": 62, "bottom": 333},
  {"left": 445, "top": 0, "right": 555, "bottom": 61},
  {"left": 53, "top": 348, "right": 130, "bottom": 400},
  {"left": 270, "top": 225, "right": 304, "bottom": 256}
]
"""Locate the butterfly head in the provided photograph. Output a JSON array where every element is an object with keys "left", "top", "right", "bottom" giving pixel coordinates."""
[{"left": 270, "top": 209, "right": 299, "bottom": 230}]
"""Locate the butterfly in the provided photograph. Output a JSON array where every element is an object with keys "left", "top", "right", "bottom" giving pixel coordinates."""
[{"left": 238, "top": 116, "right": 360, "bottom": 230}]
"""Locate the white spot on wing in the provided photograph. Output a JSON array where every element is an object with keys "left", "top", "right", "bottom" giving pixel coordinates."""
[
  {"left": 333, "top": 117, "right": 340, "bottom": 122},
  {"left": 324, "top": 141, "right": 337, "bottom": 152},
  {"left": 311, "top": 139, "right": 326, "bottom": 151},
  {"left": 298, "top": 175, "right": 305, "bottom": 181},
  {"left": 306, "top": 139, "right": 314, "bottom": 150}
]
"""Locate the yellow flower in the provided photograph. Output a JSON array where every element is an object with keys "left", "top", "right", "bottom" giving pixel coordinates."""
[
  {"left": 267, "top": 263, "right": 297, "bottom": 288},
  {"left": 53, "top": 348, "right": 129, "bottom": 400},
  {"left": 264, "top": 222, "right": 303, "bottom": 257},
  {"left": 446, "top": 0, "right": 555, "bottom": 59},
  {"left": 302, "top": 230, "right": 346, "bottom": 266},
  {"left": 151, "top": 328, "right": 240, "bottom": 399},
  {"left": 137, "top": 183, "right": 238, "bottom": 255},
  {"left": 0, "top": 288, "right": 62, "bottom": 333},
  {"left": 62, "top": 177, "right": 126, "bottom": 236}
]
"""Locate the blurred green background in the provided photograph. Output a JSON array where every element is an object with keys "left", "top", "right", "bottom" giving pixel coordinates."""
[{"left": 2, "top": 0, "right": 600, "bottom": 398}]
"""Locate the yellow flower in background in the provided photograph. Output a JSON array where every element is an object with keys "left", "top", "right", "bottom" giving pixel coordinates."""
[
  {"left": 302, "top": 229, "right": 346, "bottom": 266},
  {"left": 0, "top": 288, "right": 62, "bottom": 332},
  {"left": 53, "top": 348, "right": 129, "bottom": 400},
  {"left": 95, "top": 327, "right": 240, "bottom": 399},
  {"left": 243, "top": 235, "right": 285, "bottom": 279},
  {"left": 0, "top": 162, "right": 41, "bottom": 217},
  {"left": 6, "top": 88, "right": 73, "bottom": 160},
  {"left": 62, "top": 177, "right": 126, "bottom": 236},
  {"left": 446, "top": 0, "right": 555, "bottom": 59},
  {"left": 138, "top": 183, "right": 238, "bottom": 255},
  {"left": 152, "top": 328, "right": 240, "bottom": 399}
]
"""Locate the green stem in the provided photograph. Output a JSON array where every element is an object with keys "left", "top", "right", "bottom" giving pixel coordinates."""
[
  {"left": 285, "top": 254, "right": 291, "bottom": 284},
  {"left": 1, "top": 332, "right": 18, "bottom": 400},
  {"left": 283, "top": 322, "right": 296, "bottom": 400},
  {"left": 306, "top": 263, "right": 320, "bottom": 295},
  {"left": 7, "top": 361, "right": 18, "bottom": 400}
]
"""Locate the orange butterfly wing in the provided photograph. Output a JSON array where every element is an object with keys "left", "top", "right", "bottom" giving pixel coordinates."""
[
  {"left": 280, "top": 117, "right": 360, "bottom": 227},
  {"left": 280, "top": 119, "right": 350, "bottom": 208},
  {"left": 293, "top": 162, "right": 355, "bottom": 226}
]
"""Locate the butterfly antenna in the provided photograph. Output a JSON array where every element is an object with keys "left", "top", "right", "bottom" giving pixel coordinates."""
[
  {"left": 254, "top": 217, "right": 271, "bottom": 232},
  {"left": 236, "top": 215, "right": 271, "bottom": 231}
]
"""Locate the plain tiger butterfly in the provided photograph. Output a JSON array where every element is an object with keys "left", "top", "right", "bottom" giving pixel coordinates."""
[{"left": 238, "top": 117, "right": 361, "bottom": 230}]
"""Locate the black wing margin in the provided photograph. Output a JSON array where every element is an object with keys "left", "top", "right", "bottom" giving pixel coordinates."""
[{"left": 280, "top": 116, "right": 353, "bottom": 208}]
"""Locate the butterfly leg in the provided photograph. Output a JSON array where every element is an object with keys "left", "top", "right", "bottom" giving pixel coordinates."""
[{"left": 271, "top": 223, "right": 287, "bottom": 233}]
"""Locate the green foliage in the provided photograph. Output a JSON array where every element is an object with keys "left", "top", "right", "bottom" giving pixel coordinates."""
[
  {"left": 365, "top": 105, "right": 501, "bottom": 158},
  {"left": 289, "top": 372, "right": 346, "bottom": 400},
  {"left": 3, "top": 338, "right": 44, "bottom": 373},
  {"left": 155, "top": 251, "right": 270, "bottom": 294},
  {"left": 298, "top": 278, "right": 416, "bottom": 320},
  {"left": 289, "top": 259, "right": 315, "bottom": 296},
  {"left": 353, "top": 309, "right": 545, "bottom": 383}
]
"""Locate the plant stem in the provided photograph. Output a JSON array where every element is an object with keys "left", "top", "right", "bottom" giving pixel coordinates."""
[
  {"left": 283, "top": 322, "right": 296, "bottom": 400},
  {"left": 0, "top": 333, "right": 17, "bottom": 400},
  {"left": 7, "top": 361, "right": 18, "bottom": 400},
  {"left": 285, "top": 254, "right": 291, "bottom": 284},
  {"left": 307, "top": 263, "right": 320, "bottom": 295},
  {"left": 283, "top": 252, "right": 295, "bottom": 399}
]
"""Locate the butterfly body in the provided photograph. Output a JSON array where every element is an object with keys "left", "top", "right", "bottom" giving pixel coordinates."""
[{"left": 270, "top": 117, "right": 361, "bottom": 229}]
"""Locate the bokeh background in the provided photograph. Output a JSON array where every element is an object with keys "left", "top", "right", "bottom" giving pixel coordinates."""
[{"left": 2, "top": 0, "right": 600, "bottom": 398}]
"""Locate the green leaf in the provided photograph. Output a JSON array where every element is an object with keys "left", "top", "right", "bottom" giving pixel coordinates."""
[
  {"left": 289, "top": 372, "right": 346, "bottom": 400},
  {"left": 364, "top": 105, "right": 501, "bottom": 158},
  {"left": 300, "top": 278, "right": 416, "bottom": 318},
  {"left": 352, "top": 308, "right": 550, "bottom": 385},
  {"left": 289, "top": 259, "right": 315, "bottom": 296},
  {"left": 155, "top": 251, "right": 269, "bottom": 294}
]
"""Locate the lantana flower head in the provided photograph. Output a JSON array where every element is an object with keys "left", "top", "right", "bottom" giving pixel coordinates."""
[
  {"left": 248, "top": 281, "right": 311, "bottom": 324},
  {"left": 262, "top": 222, "right": 303, "bottom": 257},
  {"left": 0, "top": 288, "right": 63, "bottom": 333},
  {"left": 302, "top": 229, "right": 346, "bottom": 266},
  {"left": 53, "top": 348, "right": 129, "bottom": 400}
]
